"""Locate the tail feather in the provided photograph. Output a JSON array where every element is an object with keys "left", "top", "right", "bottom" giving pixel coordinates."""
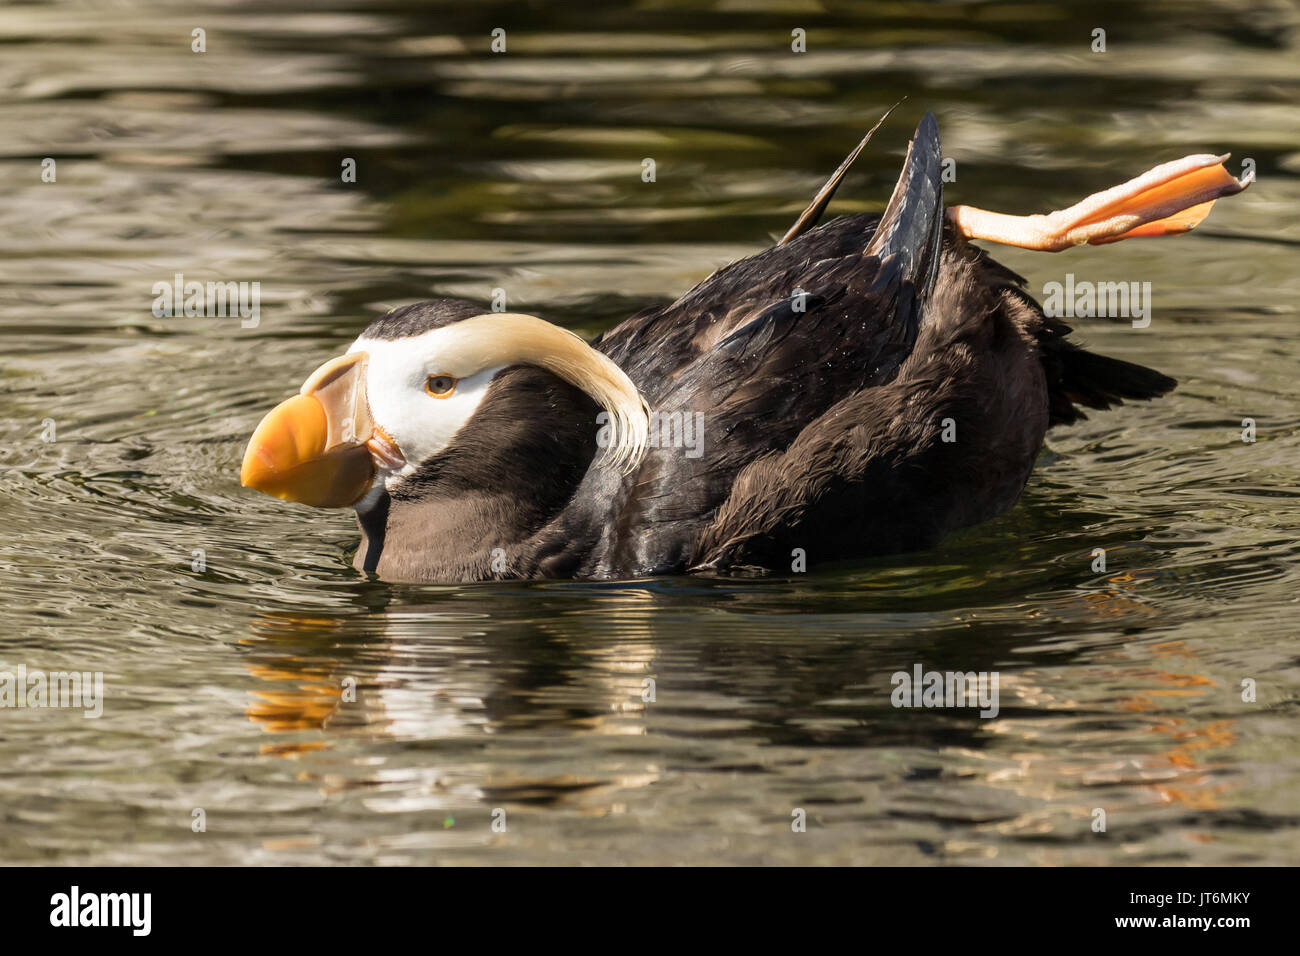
[{"left": 1046, "top": 339, "right": 1177, "bottom": 426}]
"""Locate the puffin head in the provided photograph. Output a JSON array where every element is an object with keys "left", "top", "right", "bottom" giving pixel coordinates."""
[{"left": 240, "top": 299, "right": 649, "bottom": 511}]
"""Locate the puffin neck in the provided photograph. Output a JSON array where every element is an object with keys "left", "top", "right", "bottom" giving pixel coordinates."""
[{"left": 361, "top": 366, "right": 601, "bottom": 579}]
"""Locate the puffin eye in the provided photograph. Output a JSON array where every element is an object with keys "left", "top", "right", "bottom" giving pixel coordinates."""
[{"left": 425, "top": 374, "right": 457, "bottom": 398}]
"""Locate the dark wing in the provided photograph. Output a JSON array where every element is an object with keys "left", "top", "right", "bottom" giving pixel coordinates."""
[
  {"left": 777, "top": 102, "right": 900, "bottom": 245},
  {"left": 690, "top": 230, "right": 1179, "bottom": 574},
  {"left": 568, "top": 114, "right": 947, "bottom": 575}
]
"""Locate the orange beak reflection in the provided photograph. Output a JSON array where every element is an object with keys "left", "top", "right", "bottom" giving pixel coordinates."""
[{"left": 240, "top": 352, "right": 377, "bottom": 508}]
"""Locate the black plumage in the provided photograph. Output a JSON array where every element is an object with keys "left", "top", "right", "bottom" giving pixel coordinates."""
[{"left": 352, "top": 113, "right": 1175, "bottom": 581}]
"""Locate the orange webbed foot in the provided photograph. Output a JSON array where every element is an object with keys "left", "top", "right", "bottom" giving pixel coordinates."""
[{"left": 947, "top": 153, "right": 1253, "bottom": 252}]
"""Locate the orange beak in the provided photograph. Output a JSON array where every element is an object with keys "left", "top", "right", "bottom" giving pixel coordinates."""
[{"left": 240, "top": 352, "right": 377, "bottom": 508}]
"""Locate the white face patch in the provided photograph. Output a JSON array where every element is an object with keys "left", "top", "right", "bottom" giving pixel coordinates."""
[
  {"left": 341, "top": 311, "right": 650, "bottom": 514},
  {"left": 348, "top": 330, "right": 504, "bottom": 488}
]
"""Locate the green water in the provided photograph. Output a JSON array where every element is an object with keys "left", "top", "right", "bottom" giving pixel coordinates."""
[{"left": 1, "top": 0, "right": 1298, "bottom": 864}]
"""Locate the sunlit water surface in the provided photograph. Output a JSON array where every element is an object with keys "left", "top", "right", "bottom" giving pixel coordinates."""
[{"left": 1, "top": 0, "right": 1298, "bottom": 864}]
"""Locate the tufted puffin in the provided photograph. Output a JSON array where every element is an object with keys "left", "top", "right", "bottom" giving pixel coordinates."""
[{"left": 241, "top": 111, "right": 1253, "bottom": 582}]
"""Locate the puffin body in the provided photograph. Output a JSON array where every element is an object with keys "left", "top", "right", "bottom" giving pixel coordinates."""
[{"left": 241, "top": 113, "right": 1252, "bottom": 582}]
